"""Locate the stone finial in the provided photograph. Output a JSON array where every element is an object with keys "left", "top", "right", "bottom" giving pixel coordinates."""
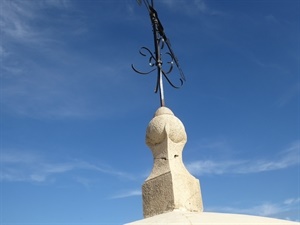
[{"left": 142, "top": 107, "right": 203, "bottom": 218}]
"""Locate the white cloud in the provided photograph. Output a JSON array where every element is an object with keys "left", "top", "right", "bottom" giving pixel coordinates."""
[
  {"left": 256, "top": 203, "right": 282, "bottom": 216},
  {"left": 73, "top": 176, "right": 95, "bottom": 190},
  {"left": 1, "top": 1, "right": 31, "bottom": 39},
  {"left": 187, "top": 159, "right": 244, "bottom": 175},
  {"left": 110, "top": 189, "right": 142, "bottom": 199},
  {"left": 187, "top": 141, "right": 300, "bottom": 175},
  {"left": 0, "top": 0, "right": 73, "bottom": 42},
  {"left": 284, "top": 198, "right": 300, "bottom": 205},
  {"left": 1, "top": 151, "right": 134, "bottom": 184},
  {"left": 0, "top": 150, "right": 39, "bottom": 163},
  {"left": 207, "top": 203, "right": 280, "bottom": 217},
  {"left": 194, "top": 0, "right": 208, "bottom": 13},
  {"left": 42, "top": 0, "right": 71, "bottom": 9},
  {"left": 265, "top": 14, "right": 278, "bottom": 23},
  {"left": 161, "top": 0, "right": 223, "bottom": 16},
  {"left": 0, "top": 1, "right": 138, "bottom": 119},
  {"left": 207, "top": 198, "right": 300, "bottom": 221},
  {"left": 277, "top": 83, "right": 300, "bottom": 107}
]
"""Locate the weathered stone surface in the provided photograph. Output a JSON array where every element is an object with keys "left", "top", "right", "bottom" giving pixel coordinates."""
[
  {"left": 124, "top": 107, "right": 299, "bottom": 225},
  {"left": 142, "top": 107, "right": 203, "bottom": 218},
  {"left": 125, "top": 210, "right": 300, "bottom": 225}
]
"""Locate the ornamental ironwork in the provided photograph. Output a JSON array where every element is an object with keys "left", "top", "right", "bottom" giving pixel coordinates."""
[{"left": 132, "top": 0, "right": 186, "bottom": 107}]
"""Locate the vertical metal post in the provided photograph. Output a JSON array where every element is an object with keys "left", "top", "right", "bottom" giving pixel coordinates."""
[
  {"left": 132, "top": 0, "right": 185, "bottom": 107},
  {"left": 150, "top": 7, "right": 165, "bottom": 107},
  {"left": 159, "top": 70, "right": 165, "bottom": 107}
]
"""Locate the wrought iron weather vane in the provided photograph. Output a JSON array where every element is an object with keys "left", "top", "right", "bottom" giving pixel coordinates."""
[{"left": 132, "top": 0, "right": 186, "bottom": 107}]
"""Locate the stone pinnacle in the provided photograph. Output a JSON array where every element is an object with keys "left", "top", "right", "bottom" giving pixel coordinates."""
[{"left": 142, "top": 107, "right": 203, "bottom": 218}]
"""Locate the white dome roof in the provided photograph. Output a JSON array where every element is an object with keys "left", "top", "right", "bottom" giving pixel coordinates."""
[{"left": 125, "top": 210, "right": 299, "bottom": 225}]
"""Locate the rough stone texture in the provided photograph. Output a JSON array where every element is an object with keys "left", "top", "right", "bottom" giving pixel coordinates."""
[
  {"left": 124, "top": 107, "right": 299, "bottom": 225},
  {"left": 142, "top": 107, "right": 203, "bottom": 218},
  {"left": 125, "top": 210, "right": 300, "bottom": 225}
]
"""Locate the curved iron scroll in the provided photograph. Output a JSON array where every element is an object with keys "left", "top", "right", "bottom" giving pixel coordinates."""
[
  {"left": 131, "top": 42, "right": 184, "bottom": 91},
  {"left": 132, "top": 0, "right": 186, "bottom": 107}
]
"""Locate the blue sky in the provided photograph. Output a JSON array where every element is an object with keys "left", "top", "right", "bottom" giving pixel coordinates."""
[{"left": 1, "top": 0, "right": 299, "bottom": 224}]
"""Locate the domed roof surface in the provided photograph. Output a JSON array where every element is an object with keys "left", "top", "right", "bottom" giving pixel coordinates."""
[{"left": 125, "top": 210, "right": 299, "bottom": 225}]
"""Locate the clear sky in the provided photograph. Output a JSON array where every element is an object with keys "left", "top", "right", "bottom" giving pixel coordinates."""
[{"left": 1, "top": 0, "right": 299, "bottom": 224}]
